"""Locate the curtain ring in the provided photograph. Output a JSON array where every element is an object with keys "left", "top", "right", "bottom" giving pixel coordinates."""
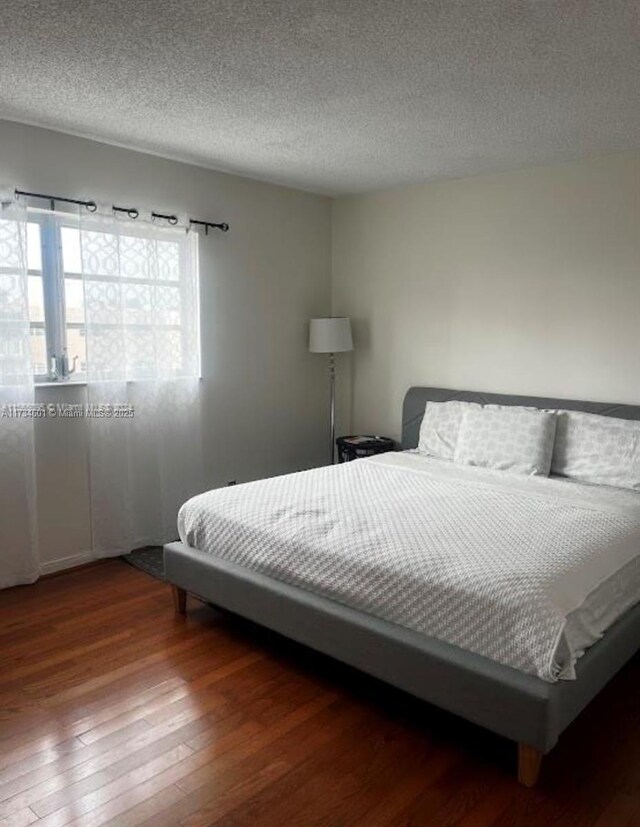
[
  {"left": 113, "top": 205, "right": 140, "bottom": 220},
  {"left": 151, "top": 211, "right": 179, "bottom": 225}
]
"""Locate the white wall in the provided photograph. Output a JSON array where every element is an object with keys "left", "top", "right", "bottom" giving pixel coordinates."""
[
  {"left": 331, "top": 153, "right": 640, "bottom": 442},
  {"left": 0, "top": 120, "right": 331, "bottom": 572}
]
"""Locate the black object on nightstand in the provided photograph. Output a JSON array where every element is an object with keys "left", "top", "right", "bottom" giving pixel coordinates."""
[{"left": 336, "top": 435, "right": 395, "bottom": 463}]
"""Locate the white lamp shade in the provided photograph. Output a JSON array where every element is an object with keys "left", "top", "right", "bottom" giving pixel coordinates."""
[{"left": 309, "top": 317, "right": 353, "bottom": 353}]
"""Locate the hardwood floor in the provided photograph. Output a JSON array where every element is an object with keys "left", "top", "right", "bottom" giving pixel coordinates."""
[{"left": 0, "top": 561, "right": 638, "bottom": 826}]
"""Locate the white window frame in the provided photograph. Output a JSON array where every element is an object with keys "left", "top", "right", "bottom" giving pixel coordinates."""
[
  {"left": 28, "top": 211, "right": 81, "bottom": 382},
  {"left": 25, "top": 209, "right": 200, "bottom": 383}
]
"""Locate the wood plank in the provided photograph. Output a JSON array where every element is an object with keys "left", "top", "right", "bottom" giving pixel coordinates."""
[
  {"left": 0, "top": 560, "right": 637, "bottom": 827},
  {"left": 33, "top": 744, "right": 194, "bottom": 826},
  {"left": 174, "top": 703, "right": 375, "bottom": 827},
  {"left": 0, "top": 699, "right": 200, "bottom": 803},
  {"left": 594, "top": 791, "right": 640, "bottom": 827},
  {"left": 120, "top": 699, "right": 355, "bottom": 827},
  {"left": 350, "top": 747, "right": 461, "bottom": 827},
  {"left": 42, "top": 720, "right": 266, "bottom": 827},
  {"left": 1, "top": 806, "right": 40, "bottom": 827}
]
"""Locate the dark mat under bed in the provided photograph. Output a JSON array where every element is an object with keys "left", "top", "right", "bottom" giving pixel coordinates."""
[{"left": 122, "top": 546, "right": 165, "bottom": 581}]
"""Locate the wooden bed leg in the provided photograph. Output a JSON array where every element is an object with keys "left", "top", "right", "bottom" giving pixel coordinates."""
[
  {"left": 172, "top": 584, "right": 187, "bottom": 615},
  {"left": 518, "top": 743, "right": 543, "bottom": 787}
]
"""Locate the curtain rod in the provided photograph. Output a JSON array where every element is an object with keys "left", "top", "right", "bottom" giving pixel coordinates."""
[
  {"left": 15, "top": 189, "right": 229, "bottom": 233},
  {"left": 15, "top": 189, "right": 97, "bottom": 213}
]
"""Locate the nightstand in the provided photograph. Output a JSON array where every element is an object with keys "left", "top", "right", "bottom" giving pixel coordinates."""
[{"left": 336, "top": 435, "right": 395, "bottom": 463}]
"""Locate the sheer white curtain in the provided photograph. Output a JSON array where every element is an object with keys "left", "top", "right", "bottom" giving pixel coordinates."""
[
  {"left": 78, "top": 211, "right": 203, "bottom": 556},
  {"left": 0, "top": 199, "right": 39, "bottom": 586}
]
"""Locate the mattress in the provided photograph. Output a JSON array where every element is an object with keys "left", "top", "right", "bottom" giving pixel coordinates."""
[{"left": 178, "top": 452, "right": 640, "bottom": 682}]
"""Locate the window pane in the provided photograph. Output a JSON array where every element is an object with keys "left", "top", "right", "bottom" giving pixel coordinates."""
[
  {"left": 0, "top": 219, "right": 25, "bottom": 268},
  {"left": 84, "top": 280, "right": 120, "bottom": 324},
  {"left": 50, "top": 218, "right": 197, "bottom": 380},
  {"left": 76, "top": 229, "right": 118, "bottom": 276},
  {"left": 156, "top": 285, "right": 181, "bottom": 325},
  {"left": 156, "top": 329, "right": 182, "bottom": 374},
  {"left": 0, "top": 272, "right": 27, "bottom": 320},
  {"left": 29, "top": 326, "right": 47, "bottom": 375},
  {"left": 66, "top": 326, "right": 87, "bottom": 377},
  {"left": 156, "top": 240, "right": 180, "bottom": 281},
  {"left": 28, "top": 275, "right": 45, "bottom": 322},
  {"left": 123, "top": 282, "right": 152, "bottom": 325},
  {"left": 61, "top": 226, "right": 82, "bottom": 273},
  {"left": 120, "top": 236, "right": 151, "bottom": 279},
  {"left": 27, "top": 222, "right": 42, "bottom": 271},
  {"left": 65, "top": 278, "right": 85, "bottom": 323}
]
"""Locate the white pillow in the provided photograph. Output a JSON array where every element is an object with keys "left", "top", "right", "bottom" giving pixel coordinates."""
[
  {"left": 417, "top": 400, "right": 481, "bottom": 460},
  {"left": 485, "top": 404, "right": 541, "bottom": 414},
  {"left": 552, "top": 410, "right": 640, "bottom": 490},
  {"left": 454, "top": 406, "right": 557, "bottom": 476}
]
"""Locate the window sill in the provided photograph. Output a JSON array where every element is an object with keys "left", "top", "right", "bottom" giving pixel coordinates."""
[
  {"left": 34, "top": 377, "right": 203, "bottom": 388},
  {"left": 36, "top": 381, "right": 87, "bottom": 388}
]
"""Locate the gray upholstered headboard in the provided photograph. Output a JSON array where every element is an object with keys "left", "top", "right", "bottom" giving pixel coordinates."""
[{"left": 402, "top": 387, "right": 640, "bottom": 450}]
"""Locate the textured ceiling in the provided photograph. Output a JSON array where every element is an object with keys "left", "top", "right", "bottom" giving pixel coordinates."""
[{"left": 0, "top": 1, "right": 638, "bottom": 195}]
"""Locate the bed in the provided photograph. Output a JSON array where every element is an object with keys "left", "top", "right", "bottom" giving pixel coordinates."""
[{"left": 163, "top": 387, "right": 640, "bottom": 786}]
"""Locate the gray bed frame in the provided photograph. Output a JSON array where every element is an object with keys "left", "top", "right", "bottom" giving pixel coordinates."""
[{"left": 164, "top": 387, "right": 640, "bottom": 786}]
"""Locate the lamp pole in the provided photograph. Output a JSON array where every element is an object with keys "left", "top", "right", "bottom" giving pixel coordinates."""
[
  {"left": 309, "top": 318, "right": 353, "bottom": 466},
  {"left": 329, "top": 352, "right": 336, "bottom": 463}
]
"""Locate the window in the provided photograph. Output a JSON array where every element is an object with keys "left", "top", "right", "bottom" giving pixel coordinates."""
[
  {"left": 26, "top": 221, "right": 47, "bottom": 377},
  {"left": 17, "top": 211, "right": 199, "bottom": 382}
]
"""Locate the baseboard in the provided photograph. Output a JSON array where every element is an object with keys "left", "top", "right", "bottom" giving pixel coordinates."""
[{"left": 40, "top": 552, "right": 96, "bottom": 577}]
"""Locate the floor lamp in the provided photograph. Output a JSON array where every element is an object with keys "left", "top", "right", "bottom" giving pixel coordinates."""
[{"left": 309, "top": 317, "right": 353, "bottom": 464}]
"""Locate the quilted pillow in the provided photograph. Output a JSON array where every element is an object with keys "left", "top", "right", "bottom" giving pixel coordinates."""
[
  {"left": 417, "top": 400, "right": 481, "bottom": 460},
  {"left": 552, "top": 411, "right": 640, "bottom": 490},
  {"left": 454, "top": 406, "right": 557, "bottom": 476}
]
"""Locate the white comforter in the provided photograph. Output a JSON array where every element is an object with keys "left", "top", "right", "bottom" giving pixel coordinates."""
[{"left": 178, "top": 453, "right": 640, "bottom": 682}]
